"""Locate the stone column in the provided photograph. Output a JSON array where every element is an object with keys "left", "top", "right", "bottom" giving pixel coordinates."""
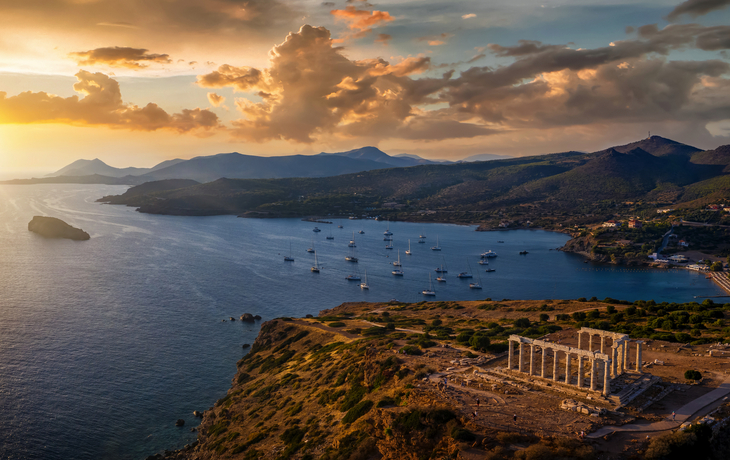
[
  {"left": 577, "top": 356, "right": 584, "bottom": 388},
  {"left": 600, "top": 336, "right": 605, "bottom": 354},
  {"left": 588, "top": 334, "right": 593, "bottom": 352},
  {"left": 507, "top": 340, "right": 514, "bottom": 370},
  {"left": 636, "top": 341, "right": 643, "bottom": 372},
  {"left": 529, "top": 345, "right": 535, "bottom": 376},
  {"left": 624, "top": 340, "right": 630, "bottom": 372},
  {"left": 578, "top": 332, "right": 582, "bottom": 350},
  {"left": 603, "top": 359, "right": 611, "bottom": 396},
  {"left": 541, "top": 347, "right": 546, "bottom": 378},
  {"left": 553, "top": 350, "right": 559, "bottom": 381},
  {"left": 590, "top": 359, "right": 597, "bottom": 391},
  {"left": 617, "top": 344, "right": 623, "bottom": 376},
  {"left": 610, "top": 346, "right": 618, "bottom": 378},
  {"left": 565, "top": 353, "right": 571, "bottom": 385},
  {"left": 518, "top": 342, "right": 523, "bottom": 372}
]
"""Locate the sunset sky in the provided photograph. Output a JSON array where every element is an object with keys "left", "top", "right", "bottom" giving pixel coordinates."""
[{"left": 1, "top": 0, "right": 729, "bottom": 176}]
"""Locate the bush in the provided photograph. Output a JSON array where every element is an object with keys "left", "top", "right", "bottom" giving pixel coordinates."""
[
  {"left": 685, "top": 369, "right": 702, "bottom": 381},
  {"left": 342, "top": 400, "right": 374, "bottom": 424},
  {"left": 606, "top": 305, "right": 617, "bottom": 314},
  {"left": 469, "top": 334, "right": 491, "bottom": 352},
  {"left": 431, "top": 319, "right": 442, "bottom": 326},
  {"left": 514, "top": 318, "right": 530, "bottom": 328},
  {"left": 328, "top": 322, "right": 346, "bottom": 328},
  {"left": 451, "top": 427, "right": 476, "bottom": 442},
  {"left": 572, "top": 312, "right": 587, "bottom": 321},
  {"left": 400, "top": 345, "right": 422, "bottom": 355},
  {"left": 456, "top": 331, "right": 473, "bottom": 343},
  {"left": 675, "top": 332, "right": 692, "bottom": 343},
  {"left": 539, "top": 313, "right": 549, "bottom": 322}
]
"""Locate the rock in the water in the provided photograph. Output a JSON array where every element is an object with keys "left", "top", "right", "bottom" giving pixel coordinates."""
[
  {"left": 193, "top": 410, "right": 202, "bottom": 417},
  {"left": 175, "top": 419, "right": 185, "bottom": 427},
  {"left": 253, "top": 314, "right": 262, "bottom": 320},
  {"left": 28, "top": 216, "right": 90, "bottom": 241},
  {"left": 229, "top": 317, "right": 236, "bottom": 321},
  {"left": 240, "top": 313, "right": 255, "bottom": 322},
  {"left": 242, "top": 343, "right": 250, "bottom": 349}
]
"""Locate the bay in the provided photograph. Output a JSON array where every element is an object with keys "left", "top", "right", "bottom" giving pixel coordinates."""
[{"left": 0, "top": 184, "right": 723, "bottom": 459}]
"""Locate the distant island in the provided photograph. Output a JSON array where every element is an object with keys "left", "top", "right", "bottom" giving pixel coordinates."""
[{"left": 28, "top": 216, "right": 90, "bottom": 241}]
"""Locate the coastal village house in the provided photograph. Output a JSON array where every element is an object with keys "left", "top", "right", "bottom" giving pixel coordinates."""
[
  {"left": 602, "top": 220, "right": 621, "bottom": 228},
  {"left": 628, "top": 219, "right": 642, "bottom": 229}
]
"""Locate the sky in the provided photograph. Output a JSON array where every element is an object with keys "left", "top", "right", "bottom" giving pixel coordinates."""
[{"left": 1, "top": 0, "right": 730, "bottom": 175}]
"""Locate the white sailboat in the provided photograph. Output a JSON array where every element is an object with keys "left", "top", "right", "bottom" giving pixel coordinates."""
[
  {"left": 313, "top": 227, "right": 321, "bottom": 232},
  {"left": 457, "top": 259, "right": 473, "bottom": 278},
  {"left": 422, "top": 274, "right": 436, "bottom": 296},
  {"left": 307, "top": 237, "right": 315, "bottom": 253},
  {"left": 481, "top": 250, "right": 498, "bottom": 258},
  {"left": 435, "top": 259, "right": 448, "bottom": 273},
  {"left": 326, "top": 228, "right": 334, "bottom": 240},
  {"left": 385, "top": 237, "right": 393, "bottom": 249},
  {"left": 383, "top": 220, "right": 392, "bottom": 236},
  {"left": 470, "top": 262, "right": 483, "bottom": 289},
  {"left": 284, "top": 241, "right": 295, "bottom": 262},
  {"left": 348, "top": 232, "right": 356, "bottom": 247},
  {"left": 419, "top": 231, "right": 426, "bottom": 239},
  {"left": 360, "top": 270, "right": 369, "bottom": 289},
  {"left": 346, "top": 265, "right": 361, "bottom": 281},
  {"left": 431, "top": 235, "right": 441, "bottom": 251},
  {"left": 311, "top": 251, "right": 320, "bottom": 273},
  {"left": 405, "top": 239, "right": 412, "bottom": 255},
  {"left": 393, "top": 250, "right": 402, "bottom": 266},
  {"left": 345, "top": 244, "right": 358, "bottom": 262}
]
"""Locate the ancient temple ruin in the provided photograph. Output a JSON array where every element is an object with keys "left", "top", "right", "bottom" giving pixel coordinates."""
[{"left": 506, "top": 327, "right": 643, "bottom": 397}]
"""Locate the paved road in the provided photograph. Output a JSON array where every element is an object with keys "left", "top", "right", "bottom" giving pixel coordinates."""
[{"left": 588, "top": 376, "right": 730, "bottom": 438}]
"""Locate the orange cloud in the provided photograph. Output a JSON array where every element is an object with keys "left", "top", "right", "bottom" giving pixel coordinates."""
[
  {"left": 418, "top": 33, "right": 454, "bottom": 47},
  {"left": 207, "top": 92, "right": 226, "bottom": 107},
  {"left": 0, "top": 70, "right": 219, "bottom": 133},
  {"left": 330, "top": 6, "right": 394, "bottom": 41},
  {"left": 69, "top": 47, "right": 172, "bottom": 69}
]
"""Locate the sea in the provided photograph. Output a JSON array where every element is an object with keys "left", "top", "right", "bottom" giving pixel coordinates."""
[{"left": 0, "top": 184, "right": 724, "bottom": 460}]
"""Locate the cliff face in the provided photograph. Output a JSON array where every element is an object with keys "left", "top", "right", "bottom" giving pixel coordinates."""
[
  {"left": 166, "top": 318, "right": 466, "bottom": 460},
  {"left": 27, "top": 216, "right": 90, "bottom": 241}
]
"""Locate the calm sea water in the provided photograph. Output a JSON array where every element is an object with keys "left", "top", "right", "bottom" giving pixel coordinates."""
[{"left": 0, "top": 184, "right": 724, "bottom": 459}]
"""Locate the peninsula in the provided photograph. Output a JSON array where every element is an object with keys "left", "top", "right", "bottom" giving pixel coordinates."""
[
  {"left": 158, "top": 298, "right": 730, "bottom": 460},
  {"left": 28, "top": 216, "right": 90, "bottom": 241}
]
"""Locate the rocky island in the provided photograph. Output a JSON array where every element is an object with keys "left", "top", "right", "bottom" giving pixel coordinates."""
[
  {"left": 28, "top": 216, "right": 90, "bottom": 241},
  {"left": 158, "top": 299, "right": 730, "bottom": 460}
]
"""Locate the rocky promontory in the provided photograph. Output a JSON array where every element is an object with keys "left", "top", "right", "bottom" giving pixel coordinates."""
[{"left": 28, "top": 216, "right": 90, "bottom": 241}]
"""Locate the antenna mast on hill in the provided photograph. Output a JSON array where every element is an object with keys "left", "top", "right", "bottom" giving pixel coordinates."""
[{"left": 648, "top": 131, "right": 651, "bottom": 139}]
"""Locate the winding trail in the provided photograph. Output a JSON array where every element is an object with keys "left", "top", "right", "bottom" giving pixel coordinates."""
[{"left": 587, "top": 376, "right": 730, "bottom": 438}]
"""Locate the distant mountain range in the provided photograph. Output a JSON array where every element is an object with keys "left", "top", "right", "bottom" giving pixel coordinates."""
[
  {"left": 37, "top": 147, "right": 452, "bottom": 184},
  {"left": 96, "top": 136, "right": 730, "bottom": 219}
]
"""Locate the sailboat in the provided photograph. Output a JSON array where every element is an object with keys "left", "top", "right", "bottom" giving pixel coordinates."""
[
  {"left": 422, "top": 274, "right": 436, "bottom": 296},
  {"left": 419, "top": 231, "right": 426, "bottom": 239},
  {"left": 480, "top": 258, "right": 495, "bottom": 272},
  {"left": 405, "top": 239, "right": 412, "bottom": 255},
  {"left": 348, "top": 232, "right": 356, "bottom": 247},
  {"left": 360, "top": 270, "right": 369, "bottom": 289},
  {"left": 393, "top": 250, "right": 402, "bottom": 266},
  {"left": 345, "top": 244, "right": 358, "bottom": 262},
  {"left": 383, "top": 220, "right": 392, "bottom": 236},
  {"left": 307, "top": 237, "right": 315, "bottom": 253},
  {"left": 311, "top": 251, "right": 321, "bottom": 273},
  {"left": 385, "top": 237, "right": 393, "bottom": 249},
  {"left": 435, "top": 258, "right": 448, "bottom": 273},
  {"left": 431, "top": 235, "right": 441, "bottom": 251},
  {"left": 346, "top": 265, "right": 361, "bottom": 281},
  {"left": 358, "top": 230, "right": 365, "bottom": 234},
  {"left": 470, "top": 262, "right": 483, "bottom": 289},
  {"left": 457, "top": 259, "right": 473, "bottom": 278},
  {"left": 284, "top": 241, "right": 295, "bottom": 262},
  {"left": 326, "top": 228, "right": 334, "bottom": 240}
]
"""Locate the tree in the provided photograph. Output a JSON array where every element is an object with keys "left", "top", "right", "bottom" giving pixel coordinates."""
[
  {"left": 514, "top": 318, "right": 530, "bottom": 328},
  {"left": 685, "top": 369, "right": 702, "bottom": 381},
  {"left": 469, "top": 334, "right": 490, "bottom": 352},
  {"left": 606, "top": 305, "right": 617, "bottom": 314},
  {"left": 710, "top": 261, "right": 723, "bottom": 272},
  {"left": 539, "top": 313, "right": 549, "bottom": 322}
]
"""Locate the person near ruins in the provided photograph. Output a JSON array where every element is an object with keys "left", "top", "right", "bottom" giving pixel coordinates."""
[
  {"left": 476, "top": 397, "right": 480, "bottom": 408},
  {"left": 672, "top": 411, "right": 676, "bottom": 421},
  {"left": 513, "top": 414, "right": 517, "bottom": 422}
]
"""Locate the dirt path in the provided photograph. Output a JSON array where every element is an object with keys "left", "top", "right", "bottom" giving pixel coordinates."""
[{"left": 587, "top": 375, "right": 730, "bottom": 438}]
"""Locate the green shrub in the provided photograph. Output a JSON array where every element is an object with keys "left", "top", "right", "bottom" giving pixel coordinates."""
[
  {"left": 469, "top": 334, "right": 491, "bottom": 352},
  {"left": 400, "top": 345, "right": 422, "bottom": 355},
  {"left": 342, "top": 400, "right": 374, "bottom": 424},
  {"left": 377, "top": 397, "right": 395, "bottom": 408},
  {"left": 328, "top": 322, "right": 346, "bottom": 328},
  {"left": 685, "top": 370, "right": 702, "bottom": 381},
  {"left": 539, "top": 313, "right": 549, "bottom": 322},
  {"left": 451, "top": 427, "right": 476, "bottom": 442}
]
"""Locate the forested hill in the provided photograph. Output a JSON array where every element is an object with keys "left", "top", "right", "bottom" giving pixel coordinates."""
[{"left": 97, "top": 137, "right": 730, "bottom": 225}]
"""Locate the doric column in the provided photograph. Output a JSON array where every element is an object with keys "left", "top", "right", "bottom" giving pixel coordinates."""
[
  {"left": 529, "top": 345, "right": 535, "bottom": 376},
  {"left": 518, "top": 342, "right": 523, "bottom": 372},
  {"left": 578, "top": 332, "right": 582, "bottom": 350},
  {"left": 624, "top": 340, "right": 630, "bottom": 372},
  {"left": 565, "top": 353, "right": 571, "bottom": 385},
  {"left": 600, "top": 336, "right": 605, "bottom": 354},
  {"left": 588, "top": 334, "right": 593, "bottom": 352},
  {"left": 610, "top": 346, "right": 618, "bottom": 378},
  {"left": 541, "top": 347, "right": 546, "bottom": 378},
  {"left": 603, "top": 359, "right": 611, "bottom": 396},
  {"left": 636, "top": 341, "right": 643, "bottom": 372},
  {"left": 553, "top": 350, "right": 559, "bottom": 381},
  {"left": 577, "top": 356, "right": 584, "bottom": 388},
  {"left": 617, "top": 344, "right": 623, "bottom": 376},
  {"left": 507, "top": 340, "right": 514, "bottom": 369},
  {"left": 590, "top": 359, "right": 597, "bottom": 391}
]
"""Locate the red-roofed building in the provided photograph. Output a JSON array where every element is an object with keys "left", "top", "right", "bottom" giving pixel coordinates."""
[{"left": 628, "top": 219, "right": 642, "bottom": 228}]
